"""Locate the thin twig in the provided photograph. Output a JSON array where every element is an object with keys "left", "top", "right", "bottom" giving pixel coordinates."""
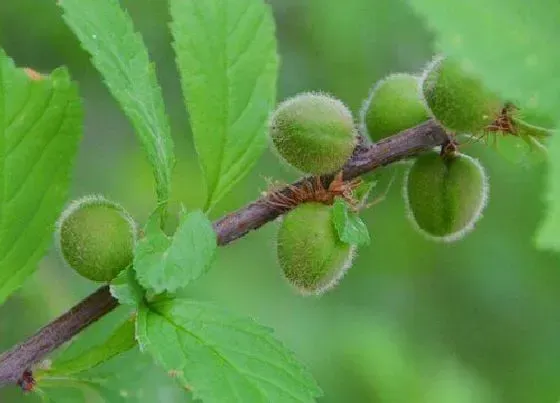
[
  {"left": 0, "top": 286, "right": 117, "bottom": 386},
  {"left": 0, "top": 119, "right": 448, "bottom": 388}
]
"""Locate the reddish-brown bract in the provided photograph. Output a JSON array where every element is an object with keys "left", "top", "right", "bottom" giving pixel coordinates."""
[{"left": 264, "top": 172, "right": 362, "bottom": 211}]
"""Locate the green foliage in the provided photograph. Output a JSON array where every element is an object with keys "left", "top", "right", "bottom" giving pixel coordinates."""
[
  {"left": 422, "top": 56, "right": 502, "bottom": 133},
  {"left": 169, "top": 0, "right": 279, "bottom": 211},
  {"left": 404, "top": 151, "right": 488, "bottom": 242},
  {"left": 109, "top": 267, "right": 145, "bottom": 306},
  {"left": 269, "top": 93, "right": 357, "bottom": 175},
  {"left": 408, "top": 0, "right": 560, "bottom": 119},
  {"left": 59, "top": 0, "right": 175, "bottom": 210},
  {"left": 43, "top": 317, "right": 136, "bottom": 377},
  {"left": 137, "top": 298, "right": 322, "bottom": 403},
  {"left": 332, "top": 199, "right": 370, "bottom": 246},
  {"left": 5, "top": 1, "right": 560, "bottom": 402},
  {"left": 361, "top": 73, "right": 430, "bottom": 141},
  {"left": 0, "top": 51, "right": 82, "bottom": 305},
  {"left": 56, "top": 195, "right": 137, "bottom": 282},
  {"left": 134, "top": 209, "right": 216, "bottom": 294},
  {"left": 37, "top": 377, "right": 127, "bottom": 403},
  {"left": 277, "top": 203, "right": 354, "bottom": 295},
  {"left": 488, "top": 131, "right": 547, "bottom": 167}
]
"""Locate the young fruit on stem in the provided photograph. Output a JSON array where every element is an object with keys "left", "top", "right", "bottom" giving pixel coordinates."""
[
  {"left": 360, "top": 73, "right": 430, "bottom": 142},
  {"left": 56, "top": 195, "right": 137, "bottom": 282},
  {"left": 403, "top": 150, "right": 488, "bottom": 242},
  {"left": 269, "top": 92, "right": 358, "bottom": 175},
  {"left": 276, "top": 202, "right": 355, "bottom": 295},
  {"left": 422, "top": 56, "right": 502, "bottom": 134}
]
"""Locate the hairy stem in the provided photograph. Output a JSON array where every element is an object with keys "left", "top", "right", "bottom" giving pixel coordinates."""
[{"left": 0, "top": 119, "right": 448, "bottom": 388}]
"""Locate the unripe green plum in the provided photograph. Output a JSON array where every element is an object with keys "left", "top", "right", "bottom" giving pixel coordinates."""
[
  {"left": 404, "top": 151, "right": 488, "bottom": 242},
  {"left": 422, "top": 56, "right": 502, "bottom": 133},
  {"left": 57, "top": 195, "right": 137, "bottom": 282},
  {"left": 269, "top": 92, "right": 357, "bottom": 175},
  {"left": 276, "top": 202, "right": 354, "bottom": 295},
  {"left": 360, "top": 73, "right": 430, "bottom": 141}
]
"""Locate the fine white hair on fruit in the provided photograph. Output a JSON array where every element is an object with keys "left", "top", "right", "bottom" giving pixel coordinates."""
[
  {"left": 286, "top": 245, "right": 357, "bottom": 297},
  {"left": 358, "top": 72, "right": 424, "bottom": 141},
  {"left": 402, "top": 152, "right": 489, "bottom": 243},
  {"left": 418, "top": 54, "right": 446, "bottom": 125},
  {"left": 275, "top": 202, "right": 358, "bottom": 297},
  {"left": 55, "top": 194, "right": 138, "bottom": 253},
  {"left": 267, "top": 91, "right": 357, "bottom": 175}
]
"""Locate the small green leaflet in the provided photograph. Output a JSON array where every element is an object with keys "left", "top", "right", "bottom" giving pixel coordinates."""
[
  {"left": 169, "top": 0, "right": 279, "bottom": 211},
  {"left": 405, "top": 0, "right": 560, "bottom": 251},
  {"left": 42, "top": 317, "right": 136, "bottom": 377},
  {"left": 0, "top": 51, "right": 82, "bottom": 305},
  {"left": 59, "top": 0, "right": 175, "bottom": 209},
  {"left": 137, "top": 298, "right": 322, "bottom": 403},
  {"left": 110, "top": 266, "right": 145, "bottom": 306},
  {"left": 134, "top": 210, "right": 217, "bottom": 294},
  {"left": 332, "top": 199, "right": 370, "bottom": 246}
]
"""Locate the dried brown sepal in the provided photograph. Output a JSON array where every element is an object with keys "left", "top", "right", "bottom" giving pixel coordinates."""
[
  {"left": 17, "top": 370, "right": 35, "bottom": 393},
  {"left": 485, "top": 103, "right": 518, "bottom": 135},
  {"left": 264, "top": 172, "right": 362, "bottom": 211}
]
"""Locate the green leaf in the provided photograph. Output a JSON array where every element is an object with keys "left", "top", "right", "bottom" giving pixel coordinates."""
[
  {"left": 134, "top": 210, "right": 217, "bottom": 293},
  {"left": 332, "top": 199, "right": 370, "bottom": 246},
  {"left": 38, "top": 376, "right": 127, "bottom": 403},
  {"left": 169, "top": 0, "right": 279, "bottom": 210},
  {"left": 490, "top": 133, "right": 547, "bottom": 167},
  {"left": 408, "top": 0, "right": 560, "bottom": 118},
  {"left": 137, "top": 298, "right": 322, "bottom": 403},
  {"left": 0, "top": 52, "right": 82, "bottom": 305},
  {"left": 59, "top": 0, "right": 174, "bottom": 208},
  {"left": 44, "top": 317, "right": 136, "bottom": 377},
  {"left": 110, "top": 266, "right": 145, "bottom": 306}
]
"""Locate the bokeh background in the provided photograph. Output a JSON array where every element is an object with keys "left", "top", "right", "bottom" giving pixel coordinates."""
[{"left": 1, "top": 1, "right": 559, "bottom": 402}]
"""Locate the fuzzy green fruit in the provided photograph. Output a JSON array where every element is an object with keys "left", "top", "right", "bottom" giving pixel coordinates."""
[
  {"left": 361, "top": 73, "right": 430, "bottom": 141},
  {"left": 277, "top": 202, "right": 354, "bottom": 295},
  {"left": 269, "top": 92, "right": 357, "bottom": 175},
  {"left": 404, "top": 151, "right": 488, "bottom": 242},
  {"left": 422, "top": 56, "right": 502, "bottom": 133},
  {"left": 57, "top": 195, "right": 137, "bottom": 282}
]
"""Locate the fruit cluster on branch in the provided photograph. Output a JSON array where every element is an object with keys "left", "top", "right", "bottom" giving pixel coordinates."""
[
  {"left": 0, "top": 118, "right": 448, "bottom": 388},
  {"left": 265, "top": 55, "right": 549, "bottom": 295},
  {"left": 1, "top": 54, "right": 552, "bottom": 389}
]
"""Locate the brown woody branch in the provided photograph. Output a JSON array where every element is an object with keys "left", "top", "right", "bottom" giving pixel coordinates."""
[{"left": 0, "top": 119, "right": 448, "bottom": 388}]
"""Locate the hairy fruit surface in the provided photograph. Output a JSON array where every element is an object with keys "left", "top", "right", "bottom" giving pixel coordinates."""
[
  {"left": 57, "top": 195, "right": 137, "bottom": 282},
  {"left": 276, "top": 202, "right": 354, "bottom": 295},
  {"left": 404, "top": 151, "right": 488, "bottom": 242},
  {"left": 361, "top": 73, "right": 430, "bottom": 141},
  {"left": 422, "top": 57, "right": 502, "bottom": 134},
  {"left": 269, "top": 92, "right": 357, "bottom": 175}
]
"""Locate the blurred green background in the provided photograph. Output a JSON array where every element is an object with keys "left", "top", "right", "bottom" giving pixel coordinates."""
[{"left": 1, "top": 1, "right": 559, "bottom": 402}]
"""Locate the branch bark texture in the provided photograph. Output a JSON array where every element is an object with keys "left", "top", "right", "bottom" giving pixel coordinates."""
[{"left": 0, "top": 119, "right": 448, "bottom": 388}]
